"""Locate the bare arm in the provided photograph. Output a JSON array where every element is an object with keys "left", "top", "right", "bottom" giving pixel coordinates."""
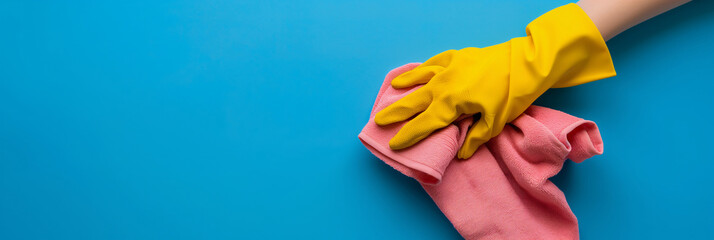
[{"left": 577, "top": 0, "right": 692, "bottom": 41}]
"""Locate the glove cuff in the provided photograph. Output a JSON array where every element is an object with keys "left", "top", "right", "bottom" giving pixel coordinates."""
[{"left": 516, "top": 3, "right": 617, "bottom": 88}]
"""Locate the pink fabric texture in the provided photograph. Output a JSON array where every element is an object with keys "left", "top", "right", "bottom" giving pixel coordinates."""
[{"left": 358, "top": 63, "right": 604, "bottom": 240}]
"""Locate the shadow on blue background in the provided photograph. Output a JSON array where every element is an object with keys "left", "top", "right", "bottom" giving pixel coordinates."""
[{"left": 1, "top": 0, "right": 712, "bottom": 239}]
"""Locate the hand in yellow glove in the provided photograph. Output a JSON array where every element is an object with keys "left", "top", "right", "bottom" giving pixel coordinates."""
[{"left": 374, "top": 3, "right": 616, "bottom": 159}]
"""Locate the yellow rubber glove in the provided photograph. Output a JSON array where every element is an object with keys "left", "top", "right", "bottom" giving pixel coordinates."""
[{"left": 374, "top": 3, "right": 616, "bottom": 159}]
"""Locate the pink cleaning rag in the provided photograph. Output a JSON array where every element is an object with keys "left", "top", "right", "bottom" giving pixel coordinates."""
[{"left": 358, "top": 63, "right": 604, "bottom": 240}]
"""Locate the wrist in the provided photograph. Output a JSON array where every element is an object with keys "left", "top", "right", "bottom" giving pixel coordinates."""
[{"left": 576, "top": 0, "right": 692, "bottom": 41}]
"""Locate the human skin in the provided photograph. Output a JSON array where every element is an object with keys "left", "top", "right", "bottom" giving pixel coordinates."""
[{"left": 577, "top": 0, "right": 692, "bottom": 41}]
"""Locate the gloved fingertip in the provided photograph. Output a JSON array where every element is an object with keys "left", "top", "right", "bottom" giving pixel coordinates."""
[
  {"left": 457, "top": 150, "right": 474, "bottom": 159},
  {"left": 390, "top": 81, "right": 407, "bottom": 89},
  {"left": 373, "top": 110, "right": 391, "bottom": 126},
  {"left": 457, "top": 141, "right": 481, "bottom": 159},
  {"left": 374, "top": 113, "right": 401, "bottom": 127},
  {"left": 456, "top": 148, "right": 473, "bottom": 159},
  {"left": 388, "top": 138, "right": 407, "bottom": 150},
  {"left": 390, "top": 77, "right": 412, "bottom": 89},
  {"left": 373, "top": 116, "right": 387, "bottom": 126}
]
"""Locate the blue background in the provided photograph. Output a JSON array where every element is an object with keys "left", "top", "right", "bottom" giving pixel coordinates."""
[{"left": 1, "top": 0, "right": 713, "bottom": 239}]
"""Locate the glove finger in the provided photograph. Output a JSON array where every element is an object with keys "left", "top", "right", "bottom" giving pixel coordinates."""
[
  {"left": 457, "top": 114, "right": 493, "bottom": 159},
  {"left": 388, "top": 101, "right": 459, "bottom": 150},
  {"left": 374, "top": 87, "right": 432, "bottom": 126},
  {"left": 420, "top": 49, "right": 458, "bottom": 68},
  {"left": 391, "top": 65, "right": 444, "bottom": 89}
]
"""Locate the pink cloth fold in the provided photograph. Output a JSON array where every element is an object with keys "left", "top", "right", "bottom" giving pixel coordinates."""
[{"left": 358, "top": 63, "right": 604, "bottom": 240}]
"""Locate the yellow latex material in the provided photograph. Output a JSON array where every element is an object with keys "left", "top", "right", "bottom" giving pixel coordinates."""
[{"left": 374, "top": 3, "right": 616, "bottom": 159}]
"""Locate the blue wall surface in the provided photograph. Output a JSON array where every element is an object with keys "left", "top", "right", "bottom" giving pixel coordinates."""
[{"left": 1, "top": 0, "right": 713, "bottom": 239}]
